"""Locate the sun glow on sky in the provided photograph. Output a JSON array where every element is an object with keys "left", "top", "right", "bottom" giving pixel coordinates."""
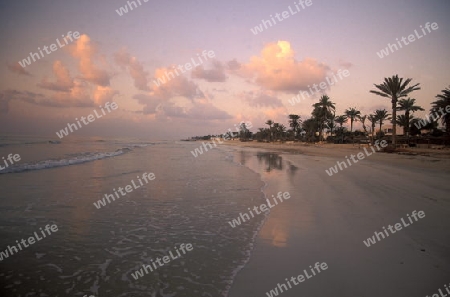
[{"left": 0, "top": 0, "right": 449, "bottom": 139}]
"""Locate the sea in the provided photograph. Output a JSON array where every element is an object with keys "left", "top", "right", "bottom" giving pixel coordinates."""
[{"left": 0, "top": 135, "right": 290, "bottom": 297}]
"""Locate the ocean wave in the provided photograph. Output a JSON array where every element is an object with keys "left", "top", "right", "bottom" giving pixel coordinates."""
[{"left": 0, "top": 148, "right": 131, "bottom": 174}]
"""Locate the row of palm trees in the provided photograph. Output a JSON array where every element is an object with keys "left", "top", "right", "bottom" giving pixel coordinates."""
[
  {"left": 252, "top": 75, "right": 450, "bottom": 146},
  {"left": 370, "top": 75, "right": 421, "bottom": 145}
]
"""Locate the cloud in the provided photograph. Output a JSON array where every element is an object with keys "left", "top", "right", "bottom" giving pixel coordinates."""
[
  {"left": 0, "top": 89, "right": 67, "bottom": 113},
  {"left": 152, "top": 67, "right": 201, "bottom": 100},
  {"left": 185, "top": 100, "right": 232, "bottom": 120},
  {"left": 241, "top": 90, "right": 283, "bottom": 108},
  {"left": 67, "top": 34, "right": 111, "bottom": 86},
  {"left": 227, "top": 59, "right": 241, "bottom": 71},
  {"left": 37, "top": 61, "right": 74, "bottom": 92},
  {"left": 34, "top": 38, "right": 117, "bottom": 107},
  {"left": 137, "top": 62, "right": 232, "bottom": 119},
  {"left": 7, "top": 63, "right": 32, "bottom": 76},
  {"left": 262, "top": 106, "right": 289, "bottom": 123},
  {"left": 133, "top": 91, "right": 232, "bottom": 119},
  {"left": 2, "top": 35, "right": 118, "bottom": 113},
  {"left": 1, "top": 85, "right": 96, "bottom": 109},
  {"left": 133, "top": 92, "right": 231, "bottom": 120},
  {"left": 114, "top": 49, "right": 150, "bottom": 91},
  {"left": 93, "top": 86, "right": 119, "bottom": 105},
  {"left": 1, "top": 89, "right": 42, "bottom": 103},
  {"left": 50, "top": 81, "right": 96, "bottom": 107},
  {"left": 133, "top": 94, "right": 163, "bottom": 115},
  {"left": 192, "top": 60, "right": 227, "bottom": 82},
  {"left": 160, "top": 100, "right": 232, "bottom": 120},
  {"left": 130, "top": 63, "right": 207, "bottom": 115},
  {"left": 212, "top": 88, "right": 229, "bottom": 93},
  {"left": 339, "top": 60, "right": 353, "bottom": 69},
  {"left": 0, "top": 91, "right": 13, "bottom": 114},
  {"left": 240, "top": 41, "right": 330, "bottom": 93}
]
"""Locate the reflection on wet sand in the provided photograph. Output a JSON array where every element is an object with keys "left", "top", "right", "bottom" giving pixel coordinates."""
[
  {"left": 257, "top": 152, "right": 283, "bottom": 172},
  {"left": 233, "top": 149, "right": 313, "bottom": 248}
]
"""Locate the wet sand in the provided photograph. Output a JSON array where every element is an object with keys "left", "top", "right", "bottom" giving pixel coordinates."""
[{"left": 225, "top": 141, "right": 450, "bottom": 297}]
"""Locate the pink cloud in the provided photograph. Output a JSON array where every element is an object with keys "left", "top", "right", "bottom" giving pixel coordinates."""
[
  {"left": 7, "top": 63, "right": 32, "bottom": 76},
  {"left": 240, "top": 90, "right": 282, "bottom": 108},
  {"left": 114, "top": 49, "right": 150, "bottom": 91},
  {"left": 152, "top": 67, "right": 201, "bottom": 100},
  {"left": 67, "top": 34, "right": 111, "bottom": 86},
  {"left": 192, "top": 60, "right": 227, "bottom": 82},
  {"left": 159, "top": 100, "right": 232, "bottom": 120},
  {"left": 38, "top": 61, "right": 74, "bottom": 92},
  {"left": 240, "top": 41, "right": 330, "bottom": 93},
  {"left": 93, "top": 86, "right": 119, "bottom": 105}
]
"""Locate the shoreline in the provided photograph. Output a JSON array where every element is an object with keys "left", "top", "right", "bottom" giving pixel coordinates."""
[
  {"left": 221, "top": 140, "right": 450, "bottom": 174},
  {"left": 224, "top": 140, "right": 450, "bottom": 297},
  {"left": 221, "top": 139, "right": 450, "bottom": 159}
]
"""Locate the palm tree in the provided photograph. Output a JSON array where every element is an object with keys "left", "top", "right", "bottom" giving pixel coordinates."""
[
  {"left": 329, "top": 111, "right": 336, "bottom": 137},
  {"left": 326, "top": 118, "right": 336, "bottom": 138},
  {"left": 334, "top": 115, "right": 348, "bottom": 143},
  {"left": 374, "top": 109, "right": 390, "bottom": 140},
  {"left": 358, "top": 114, "right": 368, "bottom": 134},
  {"left": 344, "top": 107, "right": 361, "bottom": 133},
  {"left": 277, "top": 124, "right": 287, "bottom": 141},
  {"left": 312, "top": 95, "right": 335, "bottom": 141},
  {"left": 396, "top": 114, "right": 414, "bottom": 136},
  {"left": 368, "top": 114, "right": 378, "bottom": 143},
  {"left": 256, "top": 128, "right": 267, "bottom": 142},
  {"left": 370, "top": 75, "right": 421, "bottom": 146},
  {"left": 334, "top": 115, "right": 347, "bottom": 128},
  {"left": 265, "top": 120, "right": 273, "bottom": 142},
  {"left": 397, "top": 98, "right": 424, "bottom": 137},
  {"left": 239, "top": 122, "right": 250, "bottom": 141},
  {"left": 273, "top": 123, "right": 280, "bottom": 141},
  {"left": 288, "top": 114, "right": 302, "bottom": 140},
  {"left": 302, "top": 118, "right": 319, "bottom": 142},
  {"left": 410, "top": 118, "right": 438, "bottom": 136},
  {"left": 431, "top": 86, "right": 450, "bottom": 136}
]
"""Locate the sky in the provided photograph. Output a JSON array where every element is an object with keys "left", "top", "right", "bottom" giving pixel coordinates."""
[{"left": 0, "top": 0, "right": 449, "bottom": 140}]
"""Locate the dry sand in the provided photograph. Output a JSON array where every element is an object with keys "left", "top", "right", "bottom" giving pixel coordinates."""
[{"left": 224, "top": 141, "right": 450, "bottom": 297}]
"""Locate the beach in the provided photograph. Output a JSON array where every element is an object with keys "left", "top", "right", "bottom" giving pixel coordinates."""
[
  {"left": 2, "top": 0, "right": 450, "bottom": 296},
  {"left": 224, "top": 140, "right": 450, "bottom": 297},
  {"left": 0, "top": 137, "right": 449, "bottom": 296}
]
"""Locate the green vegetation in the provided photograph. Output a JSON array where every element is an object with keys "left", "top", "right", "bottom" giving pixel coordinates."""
[
  {"left": 252, "top": 78, "right": 448, "bottom": 146},
  {"left": 188, "top": 78, "right": 449, "bottom": 147}
]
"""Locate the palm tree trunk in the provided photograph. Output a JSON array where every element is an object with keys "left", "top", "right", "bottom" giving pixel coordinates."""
[
  {"left": 392, "top": 99, "right": 397, "bottom": 146},
  {"left": 372, "top": 124, "right": 375, "bottom": 144},
  {"left": 319, "top": 123, "right": 323, "bottom": 141},
  {"left": 405, "top": 111, "right": 410, "bottom": 137},
  {"left": 269, "top": 125, "right": 272, "bottom": 142},
  {"left": 349, "top": 119, "right": 353, "bottom": 144},
  {"left": 379, "top": 122, "right": 382, "bottom": 140}
]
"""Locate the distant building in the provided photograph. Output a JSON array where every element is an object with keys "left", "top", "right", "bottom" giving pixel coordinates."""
[{"left": 378, "top": 125, "right": 403, "bottom": 136}]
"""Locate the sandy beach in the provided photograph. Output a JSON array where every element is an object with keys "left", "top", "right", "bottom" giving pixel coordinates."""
[
  {"left": 225, "top": 141, "right": 450, "bottom": 297},
  {"left": 3, "top": 0, "right": 450, "bottom": 296}
]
